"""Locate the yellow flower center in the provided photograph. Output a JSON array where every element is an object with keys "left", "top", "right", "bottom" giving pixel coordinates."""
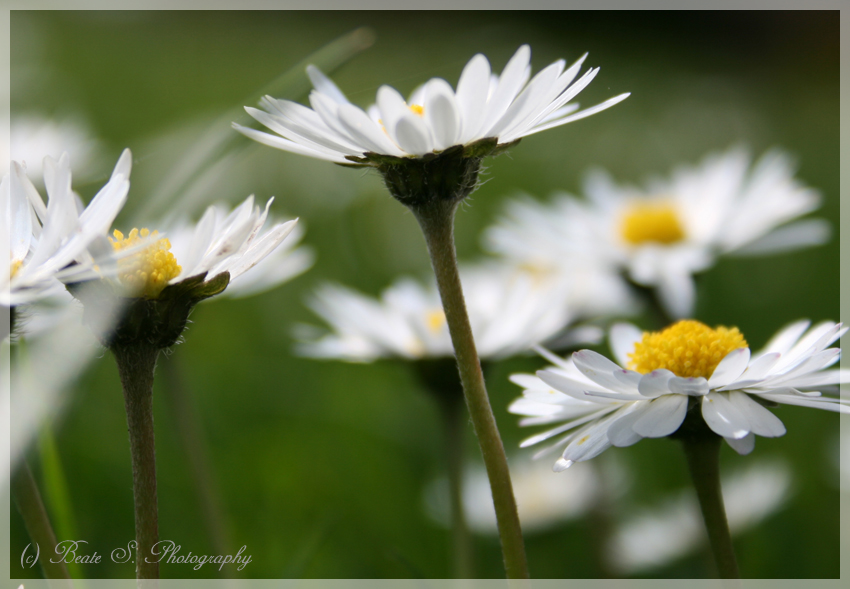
[
  {"left": 620, "top": 201, "right": 686, "bottom": 245},
  {"left": 110, "top": 228, "right": 182, "bottom": 299},
  {"left": 425, "top": 309, "right": 446, "bottom": 334},
  {"left": 10, "top": 259, "right": 23, "bottom": 279},
  {"left": 628, "top": 320, "right": 747, "bottom": 379}
]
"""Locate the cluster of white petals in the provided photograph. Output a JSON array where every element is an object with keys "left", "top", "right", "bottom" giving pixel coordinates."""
[
  {"left": 155, "top": 195, "right": 300, "bottom": 291},
  {"left": 298, "top": 262, "right": 585, "bottom": 362},
  {"left": 164, "top": 200, "right": 310, "bottom": 297},
  {"left": 510, "top": 320, "right": 849, "bottom": 470},
  {"left": 235, "top": 45, "right": 629, "bottom": 163},
  {"left": 2, "top": 150, "right": 132, "bottom": 306},
  {"left": 486, "top": 148, "right": 829, "bottom": 318}
]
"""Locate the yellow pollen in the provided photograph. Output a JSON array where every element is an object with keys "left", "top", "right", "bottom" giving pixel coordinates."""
[
  {"left": 10, "top": 259, "right": 23, "bottom": 279},
  {"left": 425, "top": 309, "right": 446, "bottom": 334},
  {"left": 628, "top": 320, "right": 747, "bottom": 379},
  {"left": 110, "top": 227, "right": 182, "bottom": 299},
  {"left": 620, "top": 201, "right": 686, "bottom": 245}
]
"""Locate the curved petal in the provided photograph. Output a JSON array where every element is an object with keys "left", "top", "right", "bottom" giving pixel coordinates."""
[
  {"left": 455, "top": 53, "right": 491, "bottom": 143},
  {"left": 631, "top": 394, "right": 688, "bottom": 438},
  {"left": 727, "top": 392, "right": 786, "bottom": 438},
  {"left": 394, "top": 112, "right": 434, "bottom": 156},
  {"left": 637, "top": 369, "right": 675, "bottom": 398},
  {"left": 708, "top": 347, "right": 751, "bottom": 389},
  {"left": 725, "top": 433, "right": 755, "bottom": 455},
  {"left": 609, "top": 322, "right": 643, "bottom": 367},
  {"left": 423, "top": 78, "right": 461, "bottom": 150},
  {"left": 701, "top": 392, "right": 750, "bottom": 439}
]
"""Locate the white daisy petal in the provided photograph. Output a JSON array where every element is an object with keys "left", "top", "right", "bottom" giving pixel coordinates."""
[
  {"left": 725, "top": 433, "right": 755, "bottom": 455},
  {"left": 637, "top": 370, "right": 676, "bottom": 398},
  {"left": 306, "top": 64, "right": 350, "bottom": 105},
  {"left": 423, "top": 78, "right": 461, "bottom": 150},
  {"left": 726, "top": 392, "right": 786, "bottom": 438},
  {"left": 394, "top": 112, "right": 434, "bottom": 156},
  {"left": 606, "top": 404, "right": 648, "bottom": 447},
  {"left": 708, "top": 347, "right": 751, "bottom": 389},
  {"left": 631, "top": 394, "right": 688, "bottom": 438},
  {"left": 455, "top": 53, "right": 491, "bottom": 144},
  {"left": 668, "top": 376, "right": 709, "bottom": 397},
  {"left": 701, "top": 392, "right": 750, "bottom": 439},
  {"left": 610, "top": 322, "right": 643, "bottom": 367},
  {"left": 337, "top": 104, "right": 407, "bottom": 157}
]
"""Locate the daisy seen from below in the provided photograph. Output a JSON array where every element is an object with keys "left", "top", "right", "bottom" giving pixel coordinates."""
[
  {"left": 234, "top": 44, "right": 629, "bottom": 164},
  {"left": 67, "top": 194, "right": 302, "bottom": 581},
  {"left": 510, "top": 319, "right": 849, "bottom": 470},
  {"left": 299, "top": 261, "right": 594, "bottom": 362},
  {"left": 485, "top": 147, "right": 829, "bottom": 319},
  {"left": 2, "top": 150, "right": 131, "bottom": 310},
  {"left": 235, "top": 44, "right": 629, "bottom": 580}
]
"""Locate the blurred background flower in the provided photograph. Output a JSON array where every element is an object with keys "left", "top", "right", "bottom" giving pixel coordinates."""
[{"left": 8, "top": 10, "right": 839, "bottom": 579}]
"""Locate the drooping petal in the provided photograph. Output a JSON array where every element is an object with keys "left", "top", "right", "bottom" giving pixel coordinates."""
[
  {"left": 631, "top": 394, "right": 688, "bottom": 438},
  {"left": 727, "top": 392, "right": 786, "bottom": 438},
  {"left": 701, "top": 392, "right": 750, "bottom": 439}
]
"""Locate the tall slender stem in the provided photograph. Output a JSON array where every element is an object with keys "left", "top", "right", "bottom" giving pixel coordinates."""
[
  {"left": 161, "top": 354, "right": 235, "bottom": 577},
  {"left": 112, "top": 342, "right": 161, "bottom": 581},
  {"left": 438, "top": 393, "right": 474, "bottom": 579},
  {"left": 680, "top": 434, "right": 740, "bottom": 579},
  {"left": 410, "top": 199, "right": 529, "bottom": 580},
  {"left": 11, "top": 460, "right": 73, "bottom": 583}
]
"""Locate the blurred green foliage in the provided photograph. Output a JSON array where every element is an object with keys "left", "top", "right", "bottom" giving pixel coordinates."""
[{"left": 10, "top": 10, "right": 839, "bottom": 579}]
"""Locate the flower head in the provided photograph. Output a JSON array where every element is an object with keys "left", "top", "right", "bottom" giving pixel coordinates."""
[
  {"left": 69, "top": 195, "right": 301, "bottom": 349},
  {"left": 509, "top": 320, "right": 849, "bottom": 470},
  {"left": 486, "top": 148, "right": 830, "bottom": 318},
  {"left": 298, "top": 262, "right": 584, "bottom": 362},
  {"left": 2, "top": 150, "right": 132, "bottom": 307},
  {"left": 234, "top": 45, "right": 629, "bottom": 165}
]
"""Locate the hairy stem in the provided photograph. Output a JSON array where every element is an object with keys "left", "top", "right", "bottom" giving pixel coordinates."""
[
  {"left": 112, "top": 342, "right": 161, "bottom": 581},
  {"left": 410, "top": 199, "right": 529, "bottom": 580},
  {"left": 680, "top": 434, "right": 740, "bottom": 579}
]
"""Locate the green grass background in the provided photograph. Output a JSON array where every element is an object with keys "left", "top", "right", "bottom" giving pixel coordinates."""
[{"left": 10, "top": 10, "right": 840, "bottom": 579}]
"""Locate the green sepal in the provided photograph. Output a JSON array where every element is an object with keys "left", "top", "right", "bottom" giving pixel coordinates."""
[{"left": 67, "top": 271, "right": 232, "bottom": 350}]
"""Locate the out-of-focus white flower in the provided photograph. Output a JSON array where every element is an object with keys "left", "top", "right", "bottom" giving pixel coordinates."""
[
  {"left": 298, "top": 262, "right": 584, "bottom": 361},
  {"left": 3, "top": 114, "right": 102, "bottom": 179},
  {"left": 608, "top": 460, "right": 792, "bottom": 574},
  {"left": 164, "top": 206, "right": 314, "bottom": 299},
  {"left": 1, "top": 150, "right": 132, "bottom": 307},
  {"left": 485, "top": 148, "right": 830, "bottom": 318},
  {"left": 234, "top": 45, "right": 629, "bottom": 163},
  {"left": 510, "top": 320, "right": 849, "bottom": 470}
]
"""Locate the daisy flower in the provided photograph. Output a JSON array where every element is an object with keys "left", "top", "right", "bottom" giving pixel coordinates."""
[
  {"left": 69, "top": 194, "right": 300, "bottom": 349},
  {"left": 485, "top": 148, "right": 830, "bottom": 318},
  {"left": 298, "top": 262, "right": 587, "bottom": 362},
  {"left": 234, "top": 44, "right": 629, "bottom": 164},
  {"left": 2, "top": 150, "right": 132, "bottom": 307},
  {"left": 163, "top": 205, "right": 314, "bottom": 300},
  {"left": 4, "top": 114, "right": 102, "bottom": 180},
  {"left": 509, "top": 319, "right": 849, "bottom": 471}
]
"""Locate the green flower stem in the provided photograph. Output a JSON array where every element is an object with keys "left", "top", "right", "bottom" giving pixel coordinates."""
[
  {"left": 161, "top": 354, "right": 235, "bottom": 577},
  {"left": 680, "top": 434, "right": 740, "bottom": 579},
  {"left": 411, "top": 199, "right": 529, "bottom": 580},
  {"left": 438, "top": 393, "right": 474, "bottom": 579},
  {"left": 112, "top": 342, "right": 161, "bottom": 581},
  {"left": 11, "top": 460, "right": 73, "bottom": 583}
]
